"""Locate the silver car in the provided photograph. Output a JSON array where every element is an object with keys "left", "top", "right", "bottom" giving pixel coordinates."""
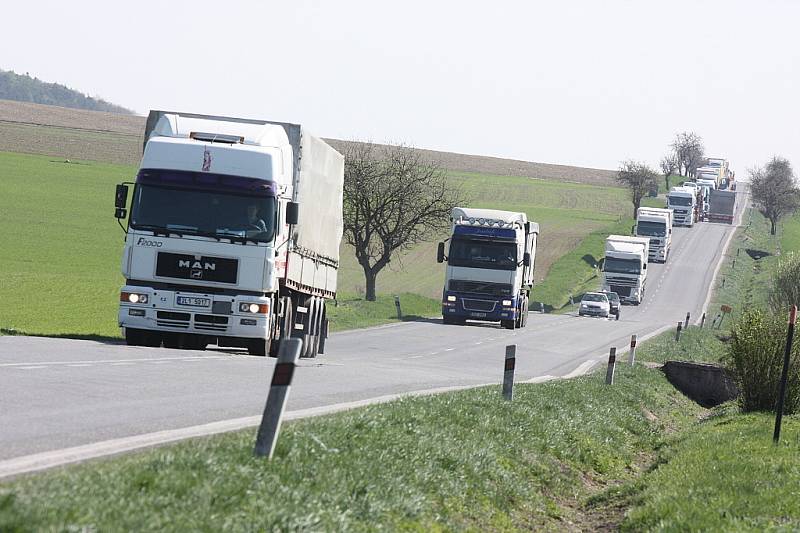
[{"left": 578, "top": 292, "right": 610, "bottom": 318}]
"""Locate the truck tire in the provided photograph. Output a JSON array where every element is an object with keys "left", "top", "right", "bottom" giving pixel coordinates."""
[
  {"left": 443, "top": 316, "right": 464, "bottom": 325},
  {"left": 304, "top": 297, "right": 321, "bottom": 359},
  {"left": 318, "top": 304, "right": 328, "bottom": 355},
  {"left": 270, "top": 296, "right": 294, "bottom": 357},
  {"left": 125, "top": 328, "right": 160, "bottom": 347},
  {"left": 501, "top": 319, "right": 515, "bottom": 330},
  {"left": 248, "top": 337, "right": 271, "bottom": 357}
]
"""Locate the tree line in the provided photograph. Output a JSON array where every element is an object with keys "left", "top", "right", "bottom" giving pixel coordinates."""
[
  {"left": 0, "top": 69, "right": 133, "bottom": 114},
  {"left": 616, "top": 131, "right": 800, "bottom": 232}
]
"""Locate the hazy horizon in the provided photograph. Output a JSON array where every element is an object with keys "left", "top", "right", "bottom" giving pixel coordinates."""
[{"left": 3, "top": 1, "right": 798, "bottom": 175}]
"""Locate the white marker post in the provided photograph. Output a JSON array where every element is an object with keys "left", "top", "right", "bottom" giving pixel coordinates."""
[
  {"left": 503, "top": 345, "right": 516, "bottom": 401},
  {"left": 628, "top": 335, "right": 637, "bottom": 366},
  {"left": 254, "top": 338, "right": 302, "bottom": 459},
  {"left": 605, "top": 347, "right": 616, "bottom": 385}
]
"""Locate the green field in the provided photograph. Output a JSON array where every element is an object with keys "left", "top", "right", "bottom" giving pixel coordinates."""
[{"left": 0, "top": 151, "right": 634, "bottom": 338}]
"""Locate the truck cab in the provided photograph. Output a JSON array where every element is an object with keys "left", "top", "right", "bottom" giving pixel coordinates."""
[
  {"left": 438, "top": 208, "right": 538, "bottom": 329},
  {"left": 602, "top": 235, "right": 649, "bottom": 305},
  {"left": 635, "top": 207, "right": 673, "bottom": 263},
  {"left": 667, "top": 186, "right": 696, "bottom": 227},
  {"left": 115, "top": 111, "right": 343, "bottom": 358}
]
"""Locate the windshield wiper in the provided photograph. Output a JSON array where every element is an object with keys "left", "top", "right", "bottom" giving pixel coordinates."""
[
  {"left": 215, "top": 230, "right": 260, "bottom": 245},
  {"left": 131, "top": 224, "right": 171, "bottom": 237}
]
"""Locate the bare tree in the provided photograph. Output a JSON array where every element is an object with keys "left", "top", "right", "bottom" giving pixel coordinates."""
[
  {"left": 660, "top": 153, "right": 678, "bottom": 191},
  {"left": 342, "top": 142, "right": 463, "bottom": 301},
  {"left": 617, "top": 160, "right": 658, "bottom": 219},
  {"left": 670, "top": 132, "right": 705, "bottom": 177},
  {"left": 750, "top": 156, "right": 800, "bottom": 235}
]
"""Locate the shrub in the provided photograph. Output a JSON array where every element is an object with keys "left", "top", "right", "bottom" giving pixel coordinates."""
[
  {"left": 726, "top": 309, "right": 800, "bottom": 414},
  {"left": 770, "top": 252, "right": 800, "bottom": 313}
]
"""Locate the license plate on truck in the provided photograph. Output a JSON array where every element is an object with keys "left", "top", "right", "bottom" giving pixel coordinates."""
[
  {"left": 176, "top": 296, "right": 211, "bottom": 308},
  {"left": 470, "top": 312, "right": 487, "bottom": 318}
]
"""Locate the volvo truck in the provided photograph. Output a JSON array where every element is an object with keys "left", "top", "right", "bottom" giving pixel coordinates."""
[
  {"left": 114, "top": 111, "right": 344, "bottom": 358},
  {"left": 437, "top": 208, "right": 539, "bottom": 329},
  {"left": 667, "top": 186, "right": 697, "bottom": 227},
  {"left": 601, "top": 235, "right": 649, "bottom": 305},
  {"left": 635, "top": 207, "right": 673, "bottom": 262}
]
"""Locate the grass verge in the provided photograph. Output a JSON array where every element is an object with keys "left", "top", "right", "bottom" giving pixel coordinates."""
[{"left": 0, "top": 364, "right": 704, "bottom": 531}]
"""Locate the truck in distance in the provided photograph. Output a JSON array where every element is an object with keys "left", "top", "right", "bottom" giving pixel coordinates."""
[
  {"left": 667, "top": 186, "right": 697, "bottom": 227},
  {"left": 635, "top": 207, "right": 673, "bottom": 262},
  {"left": 114, "top": 110, "right": 344, "bottom": 358},
  {"left": 707, "top": 189, "right": 737, "bottom": 224},
  {"left": 601, "top": 235, "right": 649, "bottom": 305},
  {"left": 437, "top": 208, "right": 538, "bottom": 329}
]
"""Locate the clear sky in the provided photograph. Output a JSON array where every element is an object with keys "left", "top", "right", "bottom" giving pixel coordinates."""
[{"left": 3, "top": 0, "right": 799, "bottom": 174}]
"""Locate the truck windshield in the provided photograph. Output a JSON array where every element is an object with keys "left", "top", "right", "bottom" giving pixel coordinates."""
[
  {"left": 636, "top": 221, "right": 666, "bottom": 236},
  {"left": 130, "top": 184, "right": 277, "bottom": 243},
  {"left": 668, "top": 196, "right": 692, "bottom": 206},
  {"left": 448, "top": 239, "right": 517, "bottom": 271},
  {"left": 604, "top": 257, "right": 641, "bottom": 274}
]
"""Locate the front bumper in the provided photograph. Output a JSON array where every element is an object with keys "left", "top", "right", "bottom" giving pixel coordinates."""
[
  {"left": 442, "top": 292, "right": 517, "bottom": 322},
  {"left": 579, "top": 306, "right": 608, "bottom": 316},
  {"left": 118, "top": 285, "right": 271, "bottom": 340}
]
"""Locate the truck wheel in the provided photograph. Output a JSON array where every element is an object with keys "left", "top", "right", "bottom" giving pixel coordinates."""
[
  {"left": 270, "top": 296, "right": 294, "bottom": 357},
  {"left": 318, "top": 304, "right": 329, "bottom": 355},
  {"left": 501, "top": 319, "right": 515, "bottom": 330},
  {"left": 125, "top": 328, "right": 159, "bottom": 347},
  {"left": 304, "top": 297, "right": 321, "bottom": 359},
  {"left": 247, "top": 337, "right": 271, "bottom": 356}
]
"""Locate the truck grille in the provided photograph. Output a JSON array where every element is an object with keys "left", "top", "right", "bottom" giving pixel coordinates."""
[
  {"left": 156, "top": 311, "right": 190, "bottom": 329},
  {"left": 463, "top": 299, "right": 497, "bottom": 312},
  {"left": 449, "top": 280, "right": 512, "bottom": 296},
  {"left": 604, "top": 276, "right": 638, "bottom": 287},
  {"left": 610, "top": 286, "right": 632, "bottom": 297},
  {"left": 194, "top": 314, "right": 229, "bottom": 332}
]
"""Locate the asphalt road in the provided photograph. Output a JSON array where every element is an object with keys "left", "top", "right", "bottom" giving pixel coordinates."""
[{"left": 0, "top": 189, "right": 748, "bottom": 474}]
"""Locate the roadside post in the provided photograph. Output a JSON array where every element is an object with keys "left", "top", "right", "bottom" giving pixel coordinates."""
[
  {"left": 717, "top": 305, "right": 732, "bottom": 329},
  {"left": 684, "top": 312, "right": 691, "bottom": 329},
  {"left": 394, "top": 295, "right": 402, "bottom": 320},
  {"left": 675, "top": 322, "right": 683, "bottom": 342},
  {"left": 503, "top": 345, "right": 516, "bottom": 400},
  {"left": 569, "top": 295, "right": 574, "bottom": 306},
  {"left": 773, "top": 305, "right": 797, "bottom": 444},
  {"left": 605, "top": 347, "right": 616, "bottom": 385},
  {"left": 700, "top": 312, "right": 706, "bottom": 328},
  {"left": 254, "top": 339, "right": 302, "bottom": 459},
  {"left": 628, "top": 335, "right": 637, "bottom": 366}
]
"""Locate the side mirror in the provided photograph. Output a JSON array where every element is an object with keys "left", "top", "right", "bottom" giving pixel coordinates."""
[
  {"left": 437, "top": 242, "right": 445, "bottom": 263},
  {"left": 115, "top": 184, "right": 128, "bottom": 208},
  {"left": 286, "top": 202, "right": 299, "bottom": 225},
  {"left": 523, "top": 252, "right": 531, "bottom": 267},
  {"left": 114, "top": 184, "right": 128, "bottom": 219},
  {"left": 643, "top": 263, "right": 648, "bottom": 270}
]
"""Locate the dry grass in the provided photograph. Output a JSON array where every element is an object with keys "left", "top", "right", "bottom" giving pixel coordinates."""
[{"left": 0, "top": 99, "right": 617, "bottom": 185}]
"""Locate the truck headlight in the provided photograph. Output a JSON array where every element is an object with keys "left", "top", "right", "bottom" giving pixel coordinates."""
[
  {"left": 239, "top": 302, "right": 269, "bottom": 314},
  {"left": 447, "top": 295, "right": 456, "bottom": 302},
  {"left": 121, "top": 292, "right": 148, "bottom": 304},
  {"left": 502, "top": 300, "right": 512, "bottom": 306}
]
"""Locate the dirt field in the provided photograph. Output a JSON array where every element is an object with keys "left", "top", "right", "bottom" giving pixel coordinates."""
[{"left": 0, "top": 99, "right": 617, "bottom": 185}]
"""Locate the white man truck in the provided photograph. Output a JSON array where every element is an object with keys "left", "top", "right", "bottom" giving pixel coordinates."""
[
  {"left": 114, "top": 110, "right": 344, "bottom": 358},
  {"left": 635, "top": 207, "right": 673, "bottom": 263},
  {"left": 667, "top": 186, "right": 696, "bottom": 227},
  {"left": 601, "top": 235, "right": 649, "bottom": 305},
  {"left": 437, "top": 208, "right": 538, "bottom": 329}
]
